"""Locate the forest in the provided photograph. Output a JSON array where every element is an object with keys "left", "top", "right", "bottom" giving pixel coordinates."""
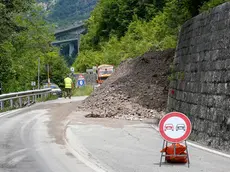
[
  {"left": 0, "top": 0, "right": 69, "bottom": 93},
  {"left": 73, "top": 0, "right": 229, "bottom": 72}
]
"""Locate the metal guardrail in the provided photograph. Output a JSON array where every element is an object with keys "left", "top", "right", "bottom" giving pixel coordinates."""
[{"left": 0, "top": 88, "right": 52, "bottom": 111}]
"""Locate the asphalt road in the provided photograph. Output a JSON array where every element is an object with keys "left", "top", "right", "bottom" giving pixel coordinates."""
[
  {"left": 0, "top": 97, "right": 94, "bottom": 172},
  {"left": 66, "top": 112, "right": 230, "bottom": 172},
  {"left": 1, "top": 97, "right": 230, "bottom": 172}
]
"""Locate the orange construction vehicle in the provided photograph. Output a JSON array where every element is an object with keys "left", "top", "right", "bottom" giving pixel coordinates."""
[{"left": 96, "top": 64, "right": 114, "bottom": 84}]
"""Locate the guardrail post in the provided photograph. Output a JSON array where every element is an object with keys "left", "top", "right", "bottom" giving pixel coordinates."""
[
  {"left": 10, "top": 99, "right": 13, "bottom": 108},
  {"left": 32, "top": 94, "right": 35, "bottom": 103},
  {"left": 41, "top": 94, "right": 43, "bottom": 101},
  {"left": 28, "top": 96, "right": 30, "bottom": 105},
  {"left": 19, "top": 97, "right": 22, "bottom": 107},
  {"left": 0, "top": 101, "right": 3, "bottom": 111},
  {"left": 0, "top": 88, "right": 51, "bottom": 111}
]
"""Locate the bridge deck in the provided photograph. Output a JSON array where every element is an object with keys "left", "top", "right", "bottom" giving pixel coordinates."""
[
  {"left": 51, "top": 38, "right": 78, "bottom": 45},
  {"left": 54, "top": 24, "right": 85, "bottom": 35}
]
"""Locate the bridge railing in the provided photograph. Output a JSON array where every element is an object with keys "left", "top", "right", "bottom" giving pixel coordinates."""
[{"left": 0, "top": 88, "right": 52, "bottom": 111}]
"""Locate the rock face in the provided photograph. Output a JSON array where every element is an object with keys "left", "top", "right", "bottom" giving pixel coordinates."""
[
  {"left": 168, "top": 2, "right": 230, "bottom": 151},
  {"left": 81, "top": 49, "right": 175, "bottom": 120}
]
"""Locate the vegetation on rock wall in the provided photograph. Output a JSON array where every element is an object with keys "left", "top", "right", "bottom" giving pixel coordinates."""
[
  {"left": 73, "top": 0, "right": 229, "bottom": 72},
  {"left": 199, "top": 0, "right": 230, "bottom": 12}
]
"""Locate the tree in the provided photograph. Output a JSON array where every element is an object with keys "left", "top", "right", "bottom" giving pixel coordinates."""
[
  {"left": 83, "top": 0, "right": 165, "bottom": 49},
  {"left": 40, "top": 51, "right": 69, "bottom": 89},
  {"left": 73, "top": 0, "right": 228, "bottom": 72},
  {"left": 0, "top": 4, "right": 69, "bottom": 93},
  {"left": 0, "top": 0, "right": 33, "bottom": 91},
  {"left": 0, "top": 0, "right": 32, "bottom": 43}
]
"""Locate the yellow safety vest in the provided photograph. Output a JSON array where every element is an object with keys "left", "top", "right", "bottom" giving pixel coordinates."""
[{"left": 64, "top": 77, "right": 72, "bottom": 88}]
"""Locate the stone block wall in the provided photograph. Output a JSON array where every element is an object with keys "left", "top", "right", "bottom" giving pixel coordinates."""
[{"left": 167, "top": 2, "right": 230, "bottom": 150}]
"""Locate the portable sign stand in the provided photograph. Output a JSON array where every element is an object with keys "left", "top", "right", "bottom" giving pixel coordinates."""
[{"left": 158, "top": 112, "right": 192, "bottom": 168}]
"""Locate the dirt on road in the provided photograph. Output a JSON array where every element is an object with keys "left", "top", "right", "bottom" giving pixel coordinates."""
[{"left": 80, "top": 49, "right": 175, "bottom": 120}]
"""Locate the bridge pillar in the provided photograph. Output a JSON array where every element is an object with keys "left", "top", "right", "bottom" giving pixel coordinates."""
[
  {"left": 77, "top": 34, "right": 81, "bottom": 54},
  {"left": 69, "top": 42, "right": 75, "bottom": 57}
]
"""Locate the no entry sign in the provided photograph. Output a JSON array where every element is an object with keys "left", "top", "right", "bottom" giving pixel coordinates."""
[{"left": 159, "top": 112, "right": 192, "bottom": 143}]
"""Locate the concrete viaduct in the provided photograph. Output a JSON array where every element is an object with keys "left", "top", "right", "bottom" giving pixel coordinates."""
[{"left": 51, "top": 24, "right": 86, "bottom": 57}]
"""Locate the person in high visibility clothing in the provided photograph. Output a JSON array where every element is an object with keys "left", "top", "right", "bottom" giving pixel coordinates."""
[{"left": 64, "top": 75, "right": 73, "bottom": 99}]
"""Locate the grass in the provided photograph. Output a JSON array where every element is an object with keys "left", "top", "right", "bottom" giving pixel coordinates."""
[
  {"left": 0, "top": 107, "right": 16, "bottom": 113},
  {"left": 36, "top": 94, "right": 58, "bottom": 102},
  {"left": 72, "top": 85, "right": 94, "bottom": 96}
]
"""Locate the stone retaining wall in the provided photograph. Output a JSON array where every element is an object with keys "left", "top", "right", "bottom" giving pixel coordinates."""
[{"left": 167, "top": 2, "right": 230, "bottom": 150}]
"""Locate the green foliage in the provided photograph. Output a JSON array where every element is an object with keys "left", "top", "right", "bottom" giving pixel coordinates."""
[
  {"left": 72, "top": 85, "right": 94, "bottom": 96},
  {"left": 36, "top": 94, "right": 58, "bottom": 102},
  {"left": 40, "top": 51, "right": 69, "bottom": 89},
  {"left": 83, "top": 0, "right": 165, "bottom": 48},
  {"left": 74, "top": 0, "right": 228, "bottom": 72},
  {"left": 74, "top": 0, "right": 191, "bottom": 71},
  {"left": 74, "top": 49, "right": 103, "bottom": 72},
  {"left": 0, "top": 3, "right": 69, "bottom": 93},
  {"left": 199, "top": 0, "right": 230, "bottom": 12},
  {"left": 0, "top": 0, "right": 35, "bottom": 86}
]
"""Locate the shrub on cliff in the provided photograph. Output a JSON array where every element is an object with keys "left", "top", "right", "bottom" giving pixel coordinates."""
[
  {"left": 74, "top": 0, "right": 227, "bottom": 72},
  {"left": 74, "top": 0, "right": 190, "bottom": 71}
]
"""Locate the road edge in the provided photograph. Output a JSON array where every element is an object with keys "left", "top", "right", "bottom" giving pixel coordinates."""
[
  {"left": 64, "top": 123, "right": 115, "bottom": 172},
  {"left": 151, "top": 124, "right": 230, "bottom": 159}
]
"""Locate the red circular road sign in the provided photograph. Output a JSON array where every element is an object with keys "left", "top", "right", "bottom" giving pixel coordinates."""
[
  {"left": 159, "top": 112, "right": 192, "bottom": 143},
  {"left": 78, "top": 74, "right": 84, "bottom": 79}
]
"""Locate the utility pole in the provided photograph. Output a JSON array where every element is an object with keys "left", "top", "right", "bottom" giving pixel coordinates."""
[{"left": 38, "top": 57, "right": 40, "bottom": 89}]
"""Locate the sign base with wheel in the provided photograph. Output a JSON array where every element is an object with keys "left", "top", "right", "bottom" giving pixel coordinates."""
[
  {"left": 159, "top": 140, "right": 190, "bottom": 167},
  {"left": 158, "top": 112, "right": 192, "bottom": 168}
]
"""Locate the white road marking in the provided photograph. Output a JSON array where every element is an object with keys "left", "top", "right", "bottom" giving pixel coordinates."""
[
  {"left": 151, "top": 124, "right": 230, "bottom": 159},
  {"left": 0, "top": 149, "right": 28, "bottom": 167},
  {"left": 65, "top": 127, "right": 115, "bottom": 172},
  {"left": 6, "top": 155, "right": 27, "bottom": 167},
  {"left": 0, "top": 148, "right": 28, "bottom": 160},
  {"left": 0, "top": 109, "right": 24, "bottom": 118}
]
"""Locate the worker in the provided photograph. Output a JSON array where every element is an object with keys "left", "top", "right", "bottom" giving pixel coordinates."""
[{"left": 64, "top": 74, "right": 73, "bottom": 99}]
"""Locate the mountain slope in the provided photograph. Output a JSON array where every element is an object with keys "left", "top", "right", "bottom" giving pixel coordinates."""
[{"left": 37, "top": 0, "right": 97, "bottom": 28}]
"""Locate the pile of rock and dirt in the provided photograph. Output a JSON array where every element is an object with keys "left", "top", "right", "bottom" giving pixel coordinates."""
[{"left": 79, "top": 49, "right": 175, "bottom": 120}]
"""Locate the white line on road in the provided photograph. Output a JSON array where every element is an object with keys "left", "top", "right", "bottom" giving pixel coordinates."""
[
  {"left": 65, "top": 127, "right": 115, "bottom": 172},
  {"left": 0, "top": 148, "right": 28, "bottom": 168},
  {"left": 6, "top": 155, "right": 27, "bottom": 167},
  {"left": 0, "top": 148, "right": 28, "bottom": 161},
  {"left": 151, "top": 124, "right": 230, "bottom": 159},
  {"left": 0, "top": 109, "right": 24, "bottom": 118}
]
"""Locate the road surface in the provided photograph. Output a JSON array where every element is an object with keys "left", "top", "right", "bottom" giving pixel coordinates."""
[
  {"left": 66, "top": 116, "right": 230, "bottom": 172},
  {"left": 0, "top": 97, "right": 94, "bottom": 172},
  {"left": 0, "top": 97, "right": 230, "bottom": 172}
]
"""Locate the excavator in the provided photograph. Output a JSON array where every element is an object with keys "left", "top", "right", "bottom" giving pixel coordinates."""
[{"left": 96, "top": 64, "right": 114, "bottom": 84}]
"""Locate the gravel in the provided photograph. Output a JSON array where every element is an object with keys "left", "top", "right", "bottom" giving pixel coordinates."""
[{"left": 79, "top": 49, "right": 175, "bottom": 120}]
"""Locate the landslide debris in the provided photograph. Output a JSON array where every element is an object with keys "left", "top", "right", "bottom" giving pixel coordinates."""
[{"left": 80, "top": 49, "right": 175, "bottom": 120}]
